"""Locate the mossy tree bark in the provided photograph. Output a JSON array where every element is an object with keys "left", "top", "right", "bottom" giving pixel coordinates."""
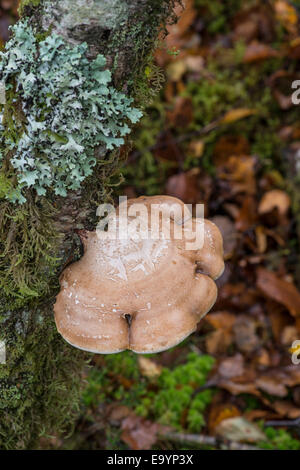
[{"left": 0, "top": 0, "right": 176, "bottom": 449}]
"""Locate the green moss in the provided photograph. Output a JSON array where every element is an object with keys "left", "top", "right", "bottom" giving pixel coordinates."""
[
  {"left": 19, "top": 0, "right": 41, "bottom": 16},
  {"left": 0, "top": 308, "right": 88, "bottom": 449},
  {"left": 259, "top": 427, "right": 300, "bottom": 450},
  {"left": 84, "top": 351, "right": 214, "bottom": 437},
  {"left": 118, "top": 101, "right": 172, "bottom": 196},
  {"left": 0, "top": 194, "right": 62, "bottom": 311},
  {"left": 136, "top": 353, "right": 214, "bottom": 432}
]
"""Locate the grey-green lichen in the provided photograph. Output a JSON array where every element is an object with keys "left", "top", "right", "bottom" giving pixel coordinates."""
[{"left": 0, "top": 19, "right": 142, "bottom": 203}]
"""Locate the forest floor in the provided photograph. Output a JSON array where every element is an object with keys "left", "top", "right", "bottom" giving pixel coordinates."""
[{"left": 1, "top": 0, "right": 300, "bottom": 450}]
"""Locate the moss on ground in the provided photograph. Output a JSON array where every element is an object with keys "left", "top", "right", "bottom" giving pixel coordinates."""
[{"left": 83, "top": 352, "right": 214, "bottom": 434}]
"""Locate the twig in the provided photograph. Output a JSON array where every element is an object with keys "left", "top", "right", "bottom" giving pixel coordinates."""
[
  {"left": 159, "top": 431, "right": 264, "bottom": 450},
  {"left": 265, "top": 418, "right": 300, "bottom": 431}
]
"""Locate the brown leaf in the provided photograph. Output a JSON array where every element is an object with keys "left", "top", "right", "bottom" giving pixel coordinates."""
[
  {"left": 165, "top": 168, "right": 201, "bottom": 203},
  {"left": 218, "top": 155, "right": 257, "bottom": 195},
  {"left": 255, "top": 226, "right": 267, "bottom": 254},
  {"left": 245, "top": 409, "right": 276, "bottom": 421},
  {"left": 205, "top": 311, "right": 236, "bottom": 355},
  {"left": 154, "top": 130, "right": 183, "bottom": 163},
  {"left": 275, "top": 1, "right": 299, "bottom": 35},
  {"left": 121, "top": 414, "right": 164, "bottom": 450},
  {"left": 235, "top": 196, "right": 257, "bottom": 232},
  {"left": 106, "top": 405, "right": 131, "bottom": 425},
  {"left": 268, "top": 70, "right": 300, "bottom": 110},
  {"left": 211, "top": 216, "right": 238, "bottom": 260},
  {"left": 138, "top": 357, "right": 162, "bottom": 379},
  {"left": 269, "top": 310, "right": 291, "bottom": 342},
  {"left": 257, "top": 267, "right": 300, "bottom": 317},
  {"left": 281, "top": 325, "right": 299, "bottom": 346},
  {"left": 221, "top": 108, "right": 257, "bottom": 124},
  {"left": 166, "top": 60, "right": 187, "bottom": 82},
  {"left": 208, "top": 404, "right": 241, "bottom": 434},
  {"left": 272, "top": 400, "right": 300, "bottom": 419},
  {"left": 188, "top": 139, "right": 205, "bottom": 158},
  {"left": 233, "top": 5, "right": 275, "bottom": 43},
  {"left": 218, "top": 354, "right": 245, "bottom": 379},
  {"left": 184, "top": 55, "right": 204, "bottom": 73},
  {"left": 258, "top": 189, "right": 291, "bottom": 216},
  {"left": 243, "top": 41, "right": 279, "bottom": 63},
  {"left": 256, "top": 366, "right": 300, "bottom": 397},
  {"left": 213, "top": 135, "right": 250, "bottom": 166},
  {"left": 166, "top": 96, "right": 193, "bottom": 128},
  {"left": 233, "top": 315, "right": 263, "bottom": 354},
  {"left": 256, "top": 376, "right": 288, "bottom": 397}
]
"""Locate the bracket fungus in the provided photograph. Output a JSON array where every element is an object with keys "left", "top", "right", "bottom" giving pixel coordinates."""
[{"left": 54, "top": 196, "right": 224, "bottom": 354}]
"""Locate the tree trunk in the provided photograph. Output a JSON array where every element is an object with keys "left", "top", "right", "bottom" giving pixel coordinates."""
[{"left": 0, "top": 0, "right": 175, "bottom": 449}]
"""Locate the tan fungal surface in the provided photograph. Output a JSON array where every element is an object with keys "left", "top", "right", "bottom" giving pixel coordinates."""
[{"left": 54, "top": 196, "right": 224, "bottom": 354}]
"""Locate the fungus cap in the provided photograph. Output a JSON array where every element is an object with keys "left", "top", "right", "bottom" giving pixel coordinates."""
[{"left": 54, "top": 195, "right": 224, "bottom": 354}]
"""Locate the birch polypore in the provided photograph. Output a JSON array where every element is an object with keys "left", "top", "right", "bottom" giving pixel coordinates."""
[{"left": 54, "top": 196, "right": 224, "bottom": 353}]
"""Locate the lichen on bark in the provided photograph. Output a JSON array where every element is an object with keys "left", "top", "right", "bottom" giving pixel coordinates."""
[{"left": 0, "top": 0, "right": 176, "bottom": 449}]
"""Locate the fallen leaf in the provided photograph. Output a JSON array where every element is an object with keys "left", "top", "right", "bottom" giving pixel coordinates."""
[
  {"left": 138, "top": 357, "right": 162, "bottom": 379},
  {"left": 218, "top": 155, "right": 257, "bottom": 195},
  {"left": 221, "top": 108, "right": 257, "bottom": 124},
  {"left": 205, "top": 311, "right": 236, "bottom": 355},
  {"left": 165, "top": 168, "right": 201, "bottom": 203},
  {"left": 208, "top": 404, "right": 241, "bottom": 434},
  {"left": 275, "top": 1, "right": 299, "bottom": 35},
  {"left": 293, "top": 387, "right": 300, "bottom": 407},
  {"left": 255, "top": 366, "right": 300, "bottom": 399},
  {"left": 233, "top": 315, "right": 263, "bottom": 354},
  {"left": 280, "top": 325, "right": 299, "bottom": 346},
  {"left": 256, "top": 376, "right": 288, "bottom": 397},
  {"left": 268, "top": 70, "right": 299, "bottom": 110},
  {"left": 258, "top": 189, "right": 291, "bottom": 215},
  {"left": 269, "top": 310, "right": 291, "bottom": 342},
  {"left": 255, "top": 226, "right": 267, "bottom": 254},
  {"left": 257, "top": 267, "right": 300, "bottom": 317},
  {"left": 218, "top": 354, "right": 245, "bottom": 379},
  {"left": 235, "top": 196, "right": 257, "bottom": 232},
  {"left": 166, "top": 96, "right": 193, "bottom": 128},
  {"left": 213, "top": 135, "right": 250, "bottom": 166},
  {"left": 272, "top": 400, "right": 300, "bottom": 419},
  {"left": 166, "top": 60, "right": 187, "bottom": 81},
  {"left": 188, "top": 139, "right": 205, "bottom": 158},
  {"left": 215, "top": 417, "right": 266, "bottom": 443},
  {"left": 211, "top": 216, "right": 238, "bottom": 260},
  {"left": 184, "top": 55, "right": 204, "bottom": 73},
  {"left": 121, "top": 414, "right": 164, "bottom": 450},
  {"left": 106, "top": 405, "right": 131, "bottom": 425},
  {"left": 233, "top": 5, "right": 275, "bottom": 43},
  {"left": 154, "top": 130, "right": 183, "bottom": 163},
  {"left": 243, "top": 41, "right": 279, "bottom": 63}
]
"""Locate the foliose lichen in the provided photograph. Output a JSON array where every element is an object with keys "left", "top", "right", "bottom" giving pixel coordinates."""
[{"left": 0, "top": 20, "right": 142, "bottom": 203}]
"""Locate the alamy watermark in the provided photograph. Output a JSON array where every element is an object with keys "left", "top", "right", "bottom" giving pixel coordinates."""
[
  {"left": 0, "top": 341, "right": 6, "bottom": 364},
  {"left": 291, "top": 340, "right": 300, "bottom": 365},
  {"left": 96, "top": 196, "right": 205, "bottom": 250},
  {"left": 292, "top": 80, "right": 300, "bottom": 105}
]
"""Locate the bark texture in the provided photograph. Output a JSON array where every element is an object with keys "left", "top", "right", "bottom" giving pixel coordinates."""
[{"left": 0, "top": 0, "right": 176, "bottom": 449}]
